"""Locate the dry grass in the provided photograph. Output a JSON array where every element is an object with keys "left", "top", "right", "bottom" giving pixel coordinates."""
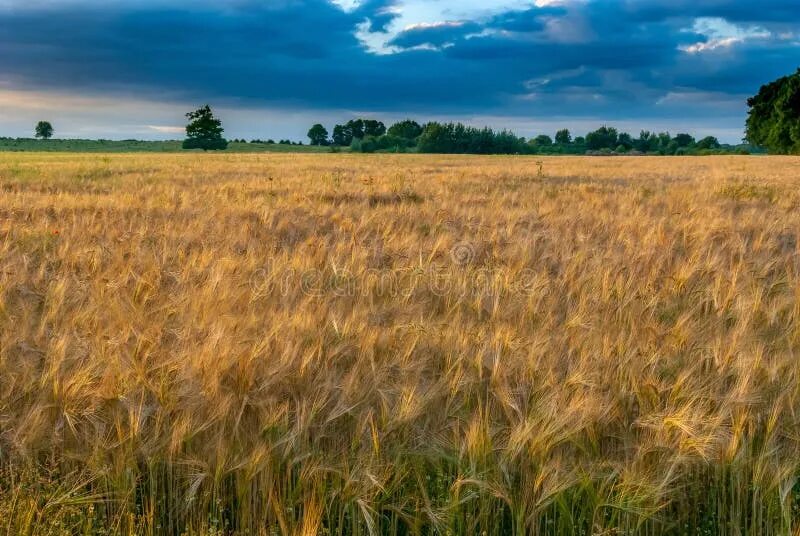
[{"left": 1, "top": 153, "right": 800, "bottom": 534}]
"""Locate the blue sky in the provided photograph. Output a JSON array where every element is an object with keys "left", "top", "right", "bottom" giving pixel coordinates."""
[{"left": 0, "top": 0, "right": 798, "bottom": 142}]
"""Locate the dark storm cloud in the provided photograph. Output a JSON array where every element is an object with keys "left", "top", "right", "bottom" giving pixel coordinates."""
[{"left": 0, "top": 0, "right": 798, "bottom": 121}]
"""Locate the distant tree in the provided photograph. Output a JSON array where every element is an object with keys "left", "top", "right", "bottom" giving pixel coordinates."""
[
  {"left": 331, "top": 119, "right": 385, "bottom": 146},
  {"left": 307, "top": 124, "right": 329, "bottom": 146},
  {"left": 332, "top": 120, "right": 362, "bottom": 145},
  {"left": 673, "top": 133, "right": 696, "bottom": 148},
  {"left": 332, "top": 125, "right": 349, "bottom": 146},
  {"left": 363, "top": 120, "right": 386, "bottom": 138},
  {"left": 573, "top": 136, "right": 586, "bottom": 146},
  {"left": 348, "top": 120, "right": 366, "bottom": 140},
  {"left": 666, "top": 141, "right": 680, "bottom": 154},
  {"left": 387, "top": 120, "right": 423, "bottom": 141},
  {"left": 35, "top": 121, "right": 54, "bottom": 140},
  {"left": 746, "top": 68, "right": 800, "bottom": 154},
  {"left": 555, "top": 129, "right": 572, "bottom": 144},
  {"left": 415, "top": 122, "right": 526, "bottom": 154},
  {"left": 617, "top": 132, "right": 634, "bottom": 150},
  {"left": 182, "top": 105, "right": 227, "bottom": 150},
  {"left": 656, "top": 132, "right": 672, "bottom": 154},
  {"left": 534, "top": 135, "right": 553, "bottom": 146},
  {"left": 585, "top": 126, "right": 618, "bottom": 150},
  {"left": 635, "top": 131, "right": 657, "bottom": 152},
  {"left": 696, "top": 136, "right": 721, "bottom": 150}
]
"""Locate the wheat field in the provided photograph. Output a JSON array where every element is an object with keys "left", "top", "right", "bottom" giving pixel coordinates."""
[{"left": 1, "top": 153, "right": 800, "bottom": 535}]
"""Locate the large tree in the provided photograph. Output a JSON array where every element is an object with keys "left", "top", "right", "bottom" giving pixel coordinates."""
[
  {"left": 585, "top": 126, "right": 619, "bottom": 150},
  {"left": 307, "top": 124, "right": 329, "bottom": 146},
  {"left": 697, "top": 136, "right": 720, "bottom": 150},
  {"left": 35, "top": 121, "right": 54, "bottom": 139},
  {"left": 183, "top": 105, "right": 228, "bottom": 151},
  {"left": 363, "top": 119, "right": 386, "bottom": 138},
  {"left": 746, "top": 68, "right": 800, "bottom": 154},
  {"left": 387, "top": 120, "right": 422, "bottom": 141}
]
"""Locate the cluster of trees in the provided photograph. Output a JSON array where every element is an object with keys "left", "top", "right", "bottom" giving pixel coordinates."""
[
  {"left": 415, "top": 123, "right": 525, "bottom": 154},
  {"left": 303, "top": 118, "right": 742, "bottom": 155},
  {"left": 535, "top": 127, "right": 730, "bottom": 155},
  {"left": 307, "top": 119, "right": 394, "bottom": 147},
  {"left": 231, "top": 138, "right": 304, "bottom": 145},
  {"left": 308, "top": 119, "right": 525, "bottom": 153}
]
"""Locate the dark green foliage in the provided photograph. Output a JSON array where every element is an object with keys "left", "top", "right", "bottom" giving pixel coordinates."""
[
  {"left": 182, "top": 105, "right": 228, "bottom": 151},
  {"left": 331, "top": 119, "right": 386, "bottom": 146},
  {"left": 634, "top": 131, "right": 658, "bottom": 152},
  {"left": 697, "top": 136, "right": 721, "bottom": 150},
  {"left": 585, "top": 126, "right": 619, "bottom": 150},
  {"left": 617, "top": 132, "right": 634, "bottom": 150},
  {"left": 363, "top": 119, "right": 386, "bottom": 138},
  {"left": 347, "top": 120, "right": 365, "bottom": 140},
  {"left": 353, "top": 134, "right": 415, "bottom": 153},
  {"left": 182, "top": 137, "right": 228, "bottom": 151},
  {"left": 307, "top": 124, "right": 329, "bottom": 146},
  {"left": 673, "top": 133, "right": 696, "bottom": 148},
  {"left": 387, "top": 119, "right": 423, "bottom": 142},
  {"left": 331, "top": 124, "right": 350, "bottom": 146},
  {"left": 415, "top": 122, "right": 526, "bottom": 154},
  {"left": 651, "top": 132, "right": 671, "bottom": 154},
  {"left": 555, "top": 129, "right": 571, "bottom": 144},
  {"left": 746, "top": 68, "right": 800, "bottom": 154},
  {"left": 523, "top": 127, "right": 748, "bottom": 156},
  {"left": 35, "top": 121, "right": 54, "bottom": 139}
]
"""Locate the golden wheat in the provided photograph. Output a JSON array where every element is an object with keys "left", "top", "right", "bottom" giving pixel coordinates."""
[{"left": 1, "top": 153, "right": 800, "bottom": 534}]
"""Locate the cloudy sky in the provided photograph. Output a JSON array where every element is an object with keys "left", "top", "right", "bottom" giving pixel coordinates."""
[{"left": 0, "top": 0, "right": 798, "bottom": 142}]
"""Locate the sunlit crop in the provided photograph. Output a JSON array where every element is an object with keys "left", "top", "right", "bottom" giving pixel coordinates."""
[{"left": 1, "top": 153, "right": 800, "bottom": 534}]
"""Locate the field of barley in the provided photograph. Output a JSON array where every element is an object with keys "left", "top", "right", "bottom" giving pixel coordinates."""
[{"left": 1, "top": 152, "right": 800, "bottom": 535}]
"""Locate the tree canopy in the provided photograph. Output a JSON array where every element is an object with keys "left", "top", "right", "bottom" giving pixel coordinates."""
[
  {"left": 555, "top": 129, "right": 571, "bottom": 145},
  {"left": 416, "top": 123, "right": 525, "bottom": 154},
  {"left": 331, "top": 119, "right": 387, "bottom": 146},
  {"left": 585, "top": 126, "right": 618, "bottom": 151},
  {"left": 35, "top": 121, "right": 54, "bottom": 139},
  {"left": 183, "top": 105, "right": 228, "bottom": 151},
  {"left": 307, "top": 124, "right": 329, "bottom": 146},
  {"left": 387, "top": 120, "right": 423, "bottom": 141},
  {"left": 306, "top": 119, "right": 751, "bottom": 155},
  {"left": 746, "top": 68, "right": 800, "bottom": 154}
]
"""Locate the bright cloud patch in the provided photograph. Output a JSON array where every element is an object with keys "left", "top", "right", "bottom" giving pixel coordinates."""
[
  {"left": 680, "top": 17, "right": 771, "bottom": 53},
  {"left": 148, "top": 125, "right": 184, "bottom": 133}
]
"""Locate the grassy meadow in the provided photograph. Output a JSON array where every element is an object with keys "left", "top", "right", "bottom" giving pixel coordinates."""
[
  {"left": 1, "top": 152, "right": 800, "bottom": 534},
  {"left": 0, "top": 139, "right": 333, "bottom": 153}
]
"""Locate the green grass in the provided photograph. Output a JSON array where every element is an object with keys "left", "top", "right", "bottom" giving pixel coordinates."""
[{"left": 0, "top": 138, "right": 338, "bottom": 153}]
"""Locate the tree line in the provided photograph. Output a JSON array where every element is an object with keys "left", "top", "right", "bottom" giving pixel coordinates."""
[
  {"left": 17, "top": 68, "right": 799, "bottom": 155},
  {"left": 306, "top": 120, "right": 748, "bottom": 155}
]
